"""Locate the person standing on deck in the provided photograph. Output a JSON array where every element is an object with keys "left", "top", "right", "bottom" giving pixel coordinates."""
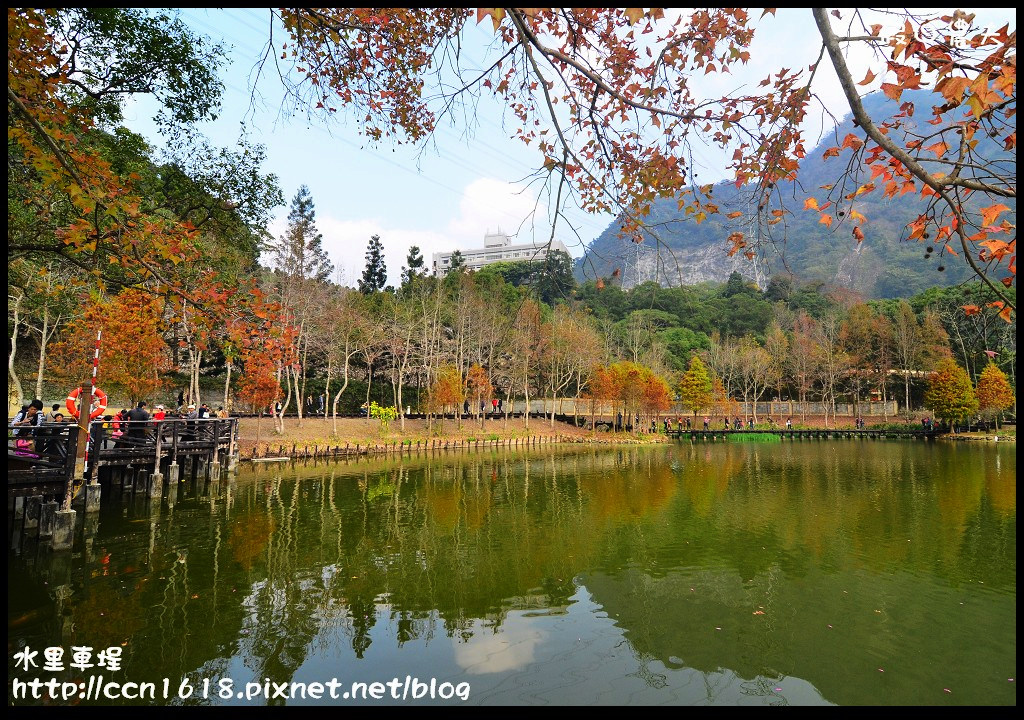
[{"left": 127, "top": 401, "right": 150, "bottom": 440}]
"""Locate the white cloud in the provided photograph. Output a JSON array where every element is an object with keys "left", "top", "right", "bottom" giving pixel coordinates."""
[
  {"left": 447, "top": 177, "right": 545, "bottom": 243},
  {"left": 451, "top": 615, "right": 548, "bottom": 675},
  {"left": 293, "top": 176, "right": 571, "bottom": 288}
]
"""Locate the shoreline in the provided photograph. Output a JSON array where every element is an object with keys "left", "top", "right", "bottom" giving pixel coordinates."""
[
  {"left": 240, "top": 430, "right": 669, "bottom": 461},
  {"left": 232, "top": 416, "right": 1005, "bottom": 462},
  {"left": 939, "top": 433, "right": 1016, "bottom": 443}
]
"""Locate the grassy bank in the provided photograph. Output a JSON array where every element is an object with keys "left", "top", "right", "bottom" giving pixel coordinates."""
[{"left": 236, "top": 416, "right": 669, "bottom": 457}]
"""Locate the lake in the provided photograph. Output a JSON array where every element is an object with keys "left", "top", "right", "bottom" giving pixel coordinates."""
[{"left": 7, "top": 440, "right": 1016, "bottom": 705}]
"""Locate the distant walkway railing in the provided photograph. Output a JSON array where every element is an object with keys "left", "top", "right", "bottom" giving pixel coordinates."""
[{"left": 666, "top": 428, "right": 940, "bottom": 440}]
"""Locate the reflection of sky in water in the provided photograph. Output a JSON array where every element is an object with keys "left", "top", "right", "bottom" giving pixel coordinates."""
[
  {"left": 452, "top": 614, "right": 548, "bottom": 675},
  {"left": 203, "top": 582, "right": 831, "bottom": 705}
]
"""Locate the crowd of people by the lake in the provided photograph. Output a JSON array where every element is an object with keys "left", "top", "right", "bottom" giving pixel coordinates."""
[
  {"left": 10, "top": 390, "right": 232, "bottom": 456},
  {"left": 607, "top": 413, "right": 803, "bottom": 433},
  {"left": 597, "top": 413, "right": 950, "bottom": 434}
]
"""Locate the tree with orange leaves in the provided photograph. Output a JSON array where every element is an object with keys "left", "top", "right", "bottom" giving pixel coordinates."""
[
  {"left": 640, "top": 372, "right": 673, "bottom": 427},
  {"left": 585, "top": 364, "right": 616, "bottom": 433},
  {"left": 976, "top": 361, "right": 1014, "bottom": 429},
  {"left": 429, "top": 364, "right": 464, "bottom": 432},
  {"left": 48, "top": 289, "right": 170, "bottom": 406},
  {"left": 465, "top": 363, "right": 493, "bottom": 428},
  {"left": 924, "top": 358, "right": 978, "bottom": 431},
  {"left": 236, "top": 349, "right": 280, "bottom": 448}
]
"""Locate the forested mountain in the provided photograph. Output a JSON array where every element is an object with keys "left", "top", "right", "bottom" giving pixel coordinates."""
[{"left": 580, "top": 90, "right": 1015, "bottom": 298}]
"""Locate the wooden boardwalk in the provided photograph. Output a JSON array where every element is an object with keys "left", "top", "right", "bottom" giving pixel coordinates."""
[
  {"left": 666, "top": 428, "right": 939, "bottom": 440},
  {"left": 7, "top": 418, "right": 237, "bottom": 500}
]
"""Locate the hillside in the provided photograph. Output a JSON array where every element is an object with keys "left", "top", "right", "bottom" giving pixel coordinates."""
[{"left": 578, "top": 90, "right": 1014, "bottom": 298}]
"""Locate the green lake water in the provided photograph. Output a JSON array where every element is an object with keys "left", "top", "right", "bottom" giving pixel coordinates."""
[{"left": 7, "top": 440, "right": 1016, "bottom": 705}]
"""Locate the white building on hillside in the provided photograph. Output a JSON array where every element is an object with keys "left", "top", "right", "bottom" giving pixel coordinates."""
[{"left": 432, "top": 231, "right": 569, "bottom": 276}]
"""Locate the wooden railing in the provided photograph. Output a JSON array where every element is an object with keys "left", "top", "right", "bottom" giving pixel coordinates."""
[
  {"left": 7, "top": 423, "right": 79, "bottom": 498},
  {"left": 87, "top": 418, "right": 237, "bottom": 470}
]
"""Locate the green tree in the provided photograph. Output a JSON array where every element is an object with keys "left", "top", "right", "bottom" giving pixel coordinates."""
[
  {"left": 764, "top": 275, "right": 794, "bottom": 303},
  {"left": 448, "top": 249, "right": 466, "bottom": 273},
  {"left": 924, "top": 358, "right": 978, "bottom": 432},
  {"left": 976, "top": 362, "right": 1015, "bottom": 429},
  {"left": 359, "top": 234, "right": 387, "bottom": 294},
  {"left": 660, "top": 327, "right": 711, "bottom": 372},
  {"left": 722, "top": 271, "right": 758, "bottom": 298},
  {"left": 678, "top": 356, "right": 713, "bottom": 419},
  {"left": 535, "top": 249, "right": 577, "bottom": 305},
  {"left": 401, "top": 245, "right": 425, "bottom": 287}
]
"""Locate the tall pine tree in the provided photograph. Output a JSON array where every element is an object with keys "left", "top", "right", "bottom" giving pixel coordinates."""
[
  {"left": 448, "top": 249, "right": 465, "bottom": 273},
  {"left": 276, "top": 185, "right": 333, "bottom": 282},
  {"left": 401, "top": 245, "right": 424, "bottom": 287},
  {"left": 359, "top": 234, "right": 387, "bottom": 294}
]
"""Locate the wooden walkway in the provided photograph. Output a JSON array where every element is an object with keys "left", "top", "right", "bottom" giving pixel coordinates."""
[
  {"left": 7, "top": 418, "right": 237, "bottom": 500},
  {"left": 666, "top": 428, "right": 939, "bottom": 440}
]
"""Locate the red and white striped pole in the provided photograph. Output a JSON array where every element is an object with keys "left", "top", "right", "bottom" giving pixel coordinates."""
[{"left": 82, "top": 329, "right": 102, "bottom": 477}]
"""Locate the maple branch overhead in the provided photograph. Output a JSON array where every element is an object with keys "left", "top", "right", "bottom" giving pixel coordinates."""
[{"left": 813, "top": 8, "right": 1015, "bottom": 313}]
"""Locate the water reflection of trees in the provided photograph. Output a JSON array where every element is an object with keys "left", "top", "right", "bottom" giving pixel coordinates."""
[{"left": 13, "top": 443, "right": 1014, "bottom": 704}]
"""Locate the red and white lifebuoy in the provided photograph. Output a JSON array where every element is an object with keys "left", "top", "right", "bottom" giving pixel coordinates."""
[{"left": 66, "top": 387, "right": 108, "bottom": 420}]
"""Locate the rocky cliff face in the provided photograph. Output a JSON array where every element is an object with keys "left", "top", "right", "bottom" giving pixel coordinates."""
[
  {"left": 577, "top": 89, "right": 1012, "bottom": 298},
  {"left": 600, "top": 239, "right": 766, "bottom": 290}
]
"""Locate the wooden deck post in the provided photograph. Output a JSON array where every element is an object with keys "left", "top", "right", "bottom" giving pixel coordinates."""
[{"left": 168, "top": 421, "right": 180, "bottom": 483}]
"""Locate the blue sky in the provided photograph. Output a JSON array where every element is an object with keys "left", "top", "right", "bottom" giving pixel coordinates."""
[{"left": 122, "top": 8, "right": 1015, "bottom": 287}]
